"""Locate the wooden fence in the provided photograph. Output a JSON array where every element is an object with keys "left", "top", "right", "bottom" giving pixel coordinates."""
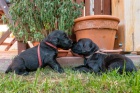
[
  {"left": 75, "top": 0, "right": 111, "bottom": 16},
  {"left": 76, "top": 0, "right": 140, "bottom": 52},
  {"left": 1, "top": 0, "right": 140, "bottom": 52},
  {"left": 112, "top": 0, "right": 140, "bottom": 52}
]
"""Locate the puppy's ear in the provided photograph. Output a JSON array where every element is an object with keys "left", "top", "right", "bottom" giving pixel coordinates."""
[
  {"left": 91, "top": 42, "right": 99, "bottom": 52},
  {"left": 49, "top": 36, "right": 58, "bottom": 45},
  {"left": 45, "top": 35, "right": 58, "bottom": 45}
]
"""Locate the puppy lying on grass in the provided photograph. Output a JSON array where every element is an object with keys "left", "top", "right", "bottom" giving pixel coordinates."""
[
  {"left": 71, "top": 38, "right": 137, "bottom": 74},
  {"left": 5, "top": 30, "right": 72, "bottom": 75}
]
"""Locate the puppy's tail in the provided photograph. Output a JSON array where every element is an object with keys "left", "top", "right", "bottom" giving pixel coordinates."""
[{"left": 5, "top": 65, "right": 12, "bottom": 73}]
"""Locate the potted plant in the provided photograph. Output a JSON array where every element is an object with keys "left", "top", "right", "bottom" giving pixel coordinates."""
[
  {"left": 74, "top": 15, "right": 120, "bottom": 50},
  {"left": 8, "top": 0, "right": 83, "bottom": 42},
  {"left": 7, "top": 0, "right": 83, "bottom": 57}
]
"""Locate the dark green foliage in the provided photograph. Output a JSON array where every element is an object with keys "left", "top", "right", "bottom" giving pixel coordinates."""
[{"left": 8, "top": 0, "right": 83, "bottom": 42}]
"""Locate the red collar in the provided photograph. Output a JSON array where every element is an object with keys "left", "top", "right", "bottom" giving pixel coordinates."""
[
  {"left": 37, "top": 42, "right": 57, "bottom": 67},
  {"left": 45, "top": 42, "right": 57, "bottom": 50}
]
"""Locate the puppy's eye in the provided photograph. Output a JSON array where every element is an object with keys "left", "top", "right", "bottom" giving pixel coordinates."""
[
  {"left": 63, "top": 34, "right": 67, "bottom": 38},
  {"left": 77, "top": 45, "right": 81, "bottom": 49},
  {"left": 90, "top": 43, "right": 92, "bottom": 47}
]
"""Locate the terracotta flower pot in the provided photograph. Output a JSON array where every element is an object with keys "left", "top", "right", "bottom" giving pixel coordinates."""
[
  {"left": 57, "top": 50, "right": 69, "bottom": 57},
  {"left": 74, "top": 15, "right": 120, "bottom": 50},
  {"left": 32, "top": 41, "right": 40, "bottom": 46}
]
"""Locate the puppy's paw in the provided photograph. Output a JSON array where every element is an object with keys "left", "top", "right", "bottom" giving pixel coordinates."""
[
  {"left": 22, "top": 72, "right": 29, "bottom": 76},
  {"left": 16, "top": 71, "right": 29, "bottom": 76},
  {"left": 72, "top": 67, "right": 93, "bottom": 73},
  {"left": 72, "top": 67, "right": 78, "bottom": 71},
  {"left": 58, "top": 68, "right": 65, "bottom": 73}
]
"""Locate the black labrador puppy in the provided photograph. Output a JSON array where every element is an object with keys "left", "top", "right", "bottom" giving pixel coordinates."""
[
  {"left": 5, "top": 30, "right": 72, "bottom": 75},
  {"left": 71, "top": 38, "right": 137, "bottom": 74}
]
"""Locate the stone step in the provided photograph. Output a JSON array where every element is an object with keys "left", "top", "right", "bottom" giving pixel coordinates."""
[
  {"left": 0, "top": 59, "right": 11, "bottom": 73},
  {"left": 125, "top": 54, "right": 140, "bottom": 66},
  {"left": 0, "top": 54, "right": 140, "bottom": 73},
  {"left": 58, "top": 55, "right": 140, "bottom": 67},
  {"left": 57, "top": 57, "right": 84, "bottom": 67},
  {"left": 0, "top": 57, "right": 84, "bottom": 73}
]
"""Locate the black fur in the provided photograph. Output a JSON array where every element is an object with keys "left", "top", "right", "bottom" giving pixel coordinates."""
[
  {"left": 71, "top": 38, "right": 137, "bottom": 74},
  {"left": 5, "top": 30, "right": 72, "bottom": 75}
]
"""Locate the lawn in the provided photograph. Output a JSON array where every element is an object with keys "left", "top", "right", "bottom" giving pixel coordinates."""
[{"left": 0, "top": 67, "right": 140, "bottom": 93}]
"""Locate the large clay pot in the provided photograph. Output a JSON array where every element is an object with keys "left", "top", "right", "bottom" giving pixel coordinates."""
[
  {"left": 57, "top": 50, "right": 70, "bottom": 57},
  {"left": 74, "top": 15, "right": 120, "bottom": 50}
]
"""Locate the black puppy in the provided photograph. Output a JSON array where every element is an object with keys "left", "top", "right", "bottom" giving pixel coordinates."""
[
  {"left": 71, "top": 38, "right": 137, "bottom": 74},
  {"left": 5, "top": 30, "right": 72, "bottom": 75}
]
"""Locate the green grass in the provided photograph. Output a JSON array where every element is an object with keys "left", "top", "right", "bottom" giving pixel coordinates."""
[{"left": 0, "top": 67, "right": 140, "bottom": 93}]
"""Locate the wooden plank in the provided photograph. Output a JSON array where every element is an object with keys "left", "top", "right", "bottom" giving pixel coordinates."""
[
  {"left": 0, "top": 0, "right": 14, "bottom": 51},
  {"left": 90, "top": 0, "right": 94, "bottom": 15},
  {"left": 0, "top": 20, "right": 2, "bottom": 24},
  {"left": 5, "top": 38, "right": 16, "bottom": 51},
  {"left": 112, "top": 0, "right": 125, "bottom": 50},
  {"left": 0, "top": 10, "right": 4, "bottom": 21},
  {"left": 0, "top": 0, "right": 13, "bottom": 24},
  {"left": 124, "top": 0, "right": 134, "bottom": 51},
  {"left": 112, "top": 0, "right": 140, "bottom": 52},
  {"left": 0, "top": 30, "right": 11, "bottom": 44},
  {"left": 27, "top": 41, "right": 34, "bottom": 48},
  {"left": 0, "top": 10, "right": 4, "bottom": 14},
  {"left": 85, "top": 0, "right": 90, "bottom": 16},
  {"left": 133, "top": 0, "right": 140, "bottom": 51},
  {"left": 94, "top": 0, "right": 102, "bottom": 15},
  {"left": 1, "top": 43, "right": 9, "bottom": 45},
  {"left": 102, "top": 0, "right": 111, "bottom": 15}
]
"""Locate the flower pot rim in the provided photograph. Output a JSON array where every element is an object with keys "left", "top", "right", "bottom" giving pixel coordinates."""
[
  {"left": 57, "top": 50, "right": 70, "bottom": 57},
  {"left": 58, "top": 50, "right": 70, "bottom": 52},
  {"left": 74, "top": 15, "right": 120, "bottom": 23}
]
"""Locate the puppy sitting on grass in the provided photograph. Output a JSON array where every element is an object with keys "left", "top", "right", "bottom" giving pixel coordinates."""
[
  {"left": 5, "top": 30, "right": 72, "bottom": 75},
  {"left": 71, "top": 38, "right": 137, "bottom": 74}
]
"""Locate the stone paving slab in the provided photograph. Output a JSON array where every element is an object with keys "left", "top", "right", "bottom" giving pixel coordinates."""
[
  {"left": 0, "top": 51, "right": 140, "bottom": 73},
  {"left": 0, "top": 51, "right": 84, "bottom": 73},
  {"left": 125, "top": 54, "right": 140, "bottom": 66},
  {"left": 0, "top": 51, "right": 17, "bottom": 58},
  {"left": 0, "top": 57, "right": 84, "bottom": 73},
  {"left": 0, "top": 51, "right": 17, "bottom": 72},
  {"left": 0, "top": 59, "right": 12, "bottom": 73}
]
